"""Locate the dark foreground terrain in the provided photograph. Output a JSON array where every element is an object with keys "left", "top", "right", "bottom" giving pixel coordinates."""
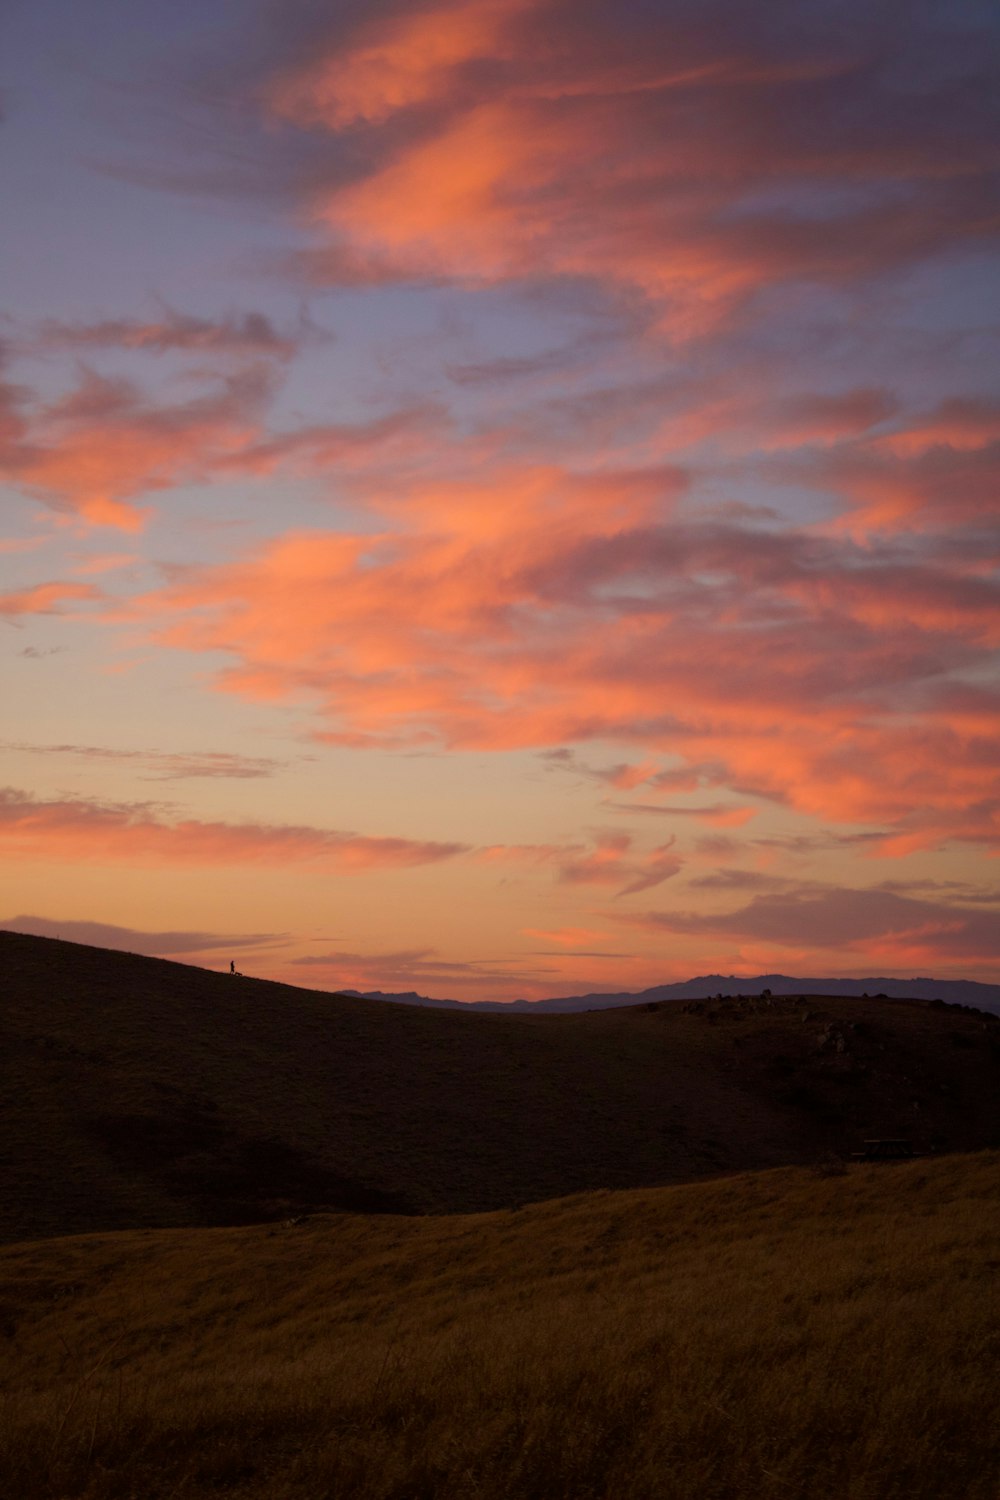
[
  {"left": 2, "top": 930, "right": 998, "bottom": 1242},
  {"left": 1, "top": 1152, "right": 997, "bottom": 1500}
]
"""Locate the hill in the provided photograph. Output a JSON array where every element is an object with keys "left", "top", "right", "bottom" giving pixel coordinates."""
[
  {"left": 3, "top": 929, "right": 998, "bottom": 1244},
  {"left": 347, "top": 972, "right": 1000, "bottom": 1014},
  {"left": 1, "top": 1151, "right": 997, "bottom": 1499}
]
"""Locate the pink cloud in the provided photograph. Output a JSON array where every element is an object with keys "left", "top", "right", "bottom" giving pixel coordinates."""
[
  {"left": 522, "top": 926, "right": 611, "bottom": 947},
  {"left": 803, "top": 439, "right": 1000, "bottom": 535},
  {"left": 72, "top": 553, "right": 139, "bottom": 576},
  {"left": 0, "top": 788, "right": 469, "bottom": 871},
  {"left": 475, "top": 833, "right": 682, "bottom": 897},
  {"left": 124, "top": 471, "right": 999, "bottom": 852},
  {"left": 0, "top": 357, "right": 443, "bottom": 531},
  {"left": 265, "top": 0, "right": 532, "bottom": 130},
  {"left": 264, "top": 1, "right": 1000, "bottom": 332},
  {"left": 874, "top": 399, "right": 1000, "bottom": 459},
  {"left": 1, "top": 740, "right": 285, "bottom": 781},
  {"left": 0, "top": 367, "right": 269, "bottom": 530},
  {"left": 0, "top": 580, "right": 102, "bottom": 617},
  {"left": 0, "top": 787, "right": 689, "bottom": 898},
  {"left": 556, "top": 834, "right": 682, "bottom": 896},
  {"left": 606, "top": 802, "right": 757, "bottom": 828}
]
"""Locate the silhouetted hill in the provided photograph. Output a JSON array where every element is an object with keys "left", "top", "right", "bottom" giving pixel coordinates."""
[
  {"left": 2, "top": 929, "right": 998, "bottom": 1243},
  {"left": 348, "top": 973, "right": 1000, "bottom": 1015}
]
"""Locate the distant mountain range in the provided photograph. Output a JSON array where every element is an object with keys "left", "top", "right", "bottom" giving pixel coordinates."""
[{"left": 344, "top": 973, "right": 1000, "bottom": 1017}]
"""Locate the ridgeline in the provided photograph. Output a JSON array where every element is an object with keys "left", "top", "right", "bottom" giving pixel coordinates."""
[{"left": 2, "top": 929, "right": 998, "bottom": 1243}]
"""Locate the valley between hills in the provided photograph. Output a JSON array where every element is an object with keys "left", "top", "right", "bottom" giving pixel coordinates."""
[{"left": 1, "top": 929, "right": 998, "bottom": 1499}]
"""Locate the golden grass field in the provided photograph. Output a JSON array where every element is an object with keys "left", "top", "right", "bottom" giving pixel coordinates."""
[
  {"left": 2, "top": 932, "right": 998, "bottom": 1496},
  {"left": 2, "top": 1151, "right": 998, "bottom": 1500}
]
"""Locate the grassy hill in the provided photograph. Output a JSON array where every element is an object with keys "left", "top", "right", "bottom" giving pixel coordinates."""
[
  {"left": 2, "top": 929, "right": 998, "bottom": 1244},
  {"left": 1, "top": 1151, "right": 997, "bottom": 1499}
]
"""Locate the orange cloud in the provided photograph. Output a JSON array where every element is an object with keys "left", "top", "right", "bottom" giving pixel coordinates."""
[
  {"left": 473, "top": 833, "right": 684, "bottom": 896},
  {"left": 118, "top": 450, "right": 1000, "bottom": 854},
  {"left": 0, "top": 788, "right": 469, "bottom": 871},
  {"left": 1, "top": 359, "right": 444, "bottom": 532},
  {"left": 266, "top": 0, "right": 530, "bottom": 129},
  {"left": 1, "top": 368, "right": 265, "bottom": 531},
  {"left": 522, "top": 926, "right": 611, "bottom": 946},
  {"left": 269, "top": 0, "right": 1000, "bottom": 334},
  {"left": 873, "top": 399, "right": 1000, "bottom": 458},
  {"left": 554, "top": 835, "right": 682, "bottom": 896},
  {"left": 813, "top": 442, "right": 999, "bottom": 535},
  {"left": 604, "top": 760, "right": 661, "bottom": 791},
  {"left": 0, "top": 580, "right": 101, "bottom": 617},
  {"left": 607, "top": 801, "right": 757, "bottom": 828}
]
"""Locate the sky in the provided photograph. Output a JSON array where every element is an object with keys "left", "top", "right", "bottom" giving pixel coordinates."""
[{"left": 2, "top": 0, "right": 999, "bottom": 999}]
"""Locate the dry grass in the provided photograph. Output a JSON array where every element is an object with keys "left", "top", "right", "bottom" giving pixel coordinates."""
[{"left": 2, "top": 1152, "right": 997, "bottom": 1499}]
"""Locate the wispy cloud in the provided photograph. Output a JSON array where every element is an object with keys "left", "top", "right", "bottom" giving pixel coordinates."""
[
  {"left": 0, "top": 741, "right": 287, "bottom": 781},
  {"left": 630, "top": 882, "right": 1000, "bottom": 969},
  {"left": 0, "top": 365, "right": 273, "bottom": 530},
  {"left": 1, "top": 580, "right": 102, "bottom": 618},
  {"left": 556, "top": 833, "right": 682, "bottom": 897},
  {"left": 1, "top": 913, "right": 286, "bottom": 956},
  {"left": 522, "top": 926, "right": 612, "bottom": 947},
  {"left": 0, "top": 788, "right": 470, "bottom": 870},
  {"left": 34, "top": 305, "right": 320, "bottom": 361},
  {"left": 604, "top": 801, "right": 757, "bottom": 828},
  {"left": 287, "top": 946, "right": 557, "bottom": 993},
  {"left": 0, "top": 352, "right": 444, "bottom": 532},
  {"left": 477, "top": 832, "right": 682, "bottom": 896}
]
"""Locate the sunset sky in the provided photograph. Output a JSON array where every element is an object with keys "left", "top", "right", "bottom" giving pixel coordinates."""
[{"left": 2, "top": 0, "right": 999, "bottom": 998}]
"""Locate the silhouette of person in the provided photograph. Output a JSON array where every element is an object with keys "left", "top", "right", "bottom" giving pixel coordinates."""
[{"left": 229, "top": 960, "right": 235, "bottom": 975}]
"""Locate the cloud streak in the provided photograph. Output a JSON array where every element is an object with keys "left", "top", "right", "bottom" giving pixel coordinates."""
[
  {"left": 0, "top": 581, "right": 101, "bottom": 618},
  {"left": 34, "top": 306, "right": 314, "bottom": 361},
  {"left": 631, "top": 882, "right": 1000, "bottom": 969},
  {"left": 0, "top": 741, "right": 287, "bottom": 781},
  {"left": 0, "top": 788, "right": 470, "bottom": 871},
  {"left": 287, "top": 945, "right": 556, "bottom": 993},
  {"left": 1, "top": 914, "right": 286, "bottom": 956}
]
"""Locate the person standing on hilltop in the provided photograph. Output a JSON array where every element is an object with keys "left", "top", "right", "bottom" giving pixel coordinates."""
[{"left": 229, "top": 960, "right": 235, "bottom": 975}]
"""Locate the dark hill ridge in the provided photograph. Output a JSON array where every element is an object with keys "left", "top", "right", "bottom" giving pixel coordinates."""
[
  {"left": 347, "top": 973, "right": 1000, "bottom": 1015},
  {"left": 1, "top": 929, "right": 998, "bottom": 1244}
]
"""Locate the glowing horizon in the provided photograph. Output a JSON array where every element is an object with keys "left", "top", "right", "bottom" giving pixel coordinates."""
[{"left": 2, "top": 0, "right": 998, "bottom": 998}]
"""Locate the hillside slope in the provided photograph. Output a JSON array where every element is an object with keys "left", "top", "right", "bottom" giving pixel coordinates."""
[
  {"left": 2, "top": 930, "right": 998, "bottom": 1242},
  {"left": 1, "top": 1153, "right": 997, "bottom": 1500}
]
